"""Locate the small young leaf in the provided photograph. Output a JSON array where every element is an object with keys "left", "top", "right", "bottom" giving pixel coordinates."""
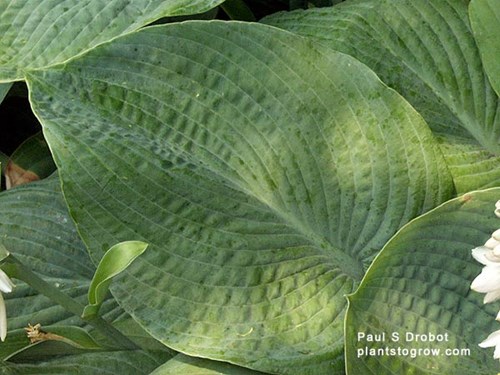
[{"left": 83, "top": 241, "right": 148, "bottom": 319}]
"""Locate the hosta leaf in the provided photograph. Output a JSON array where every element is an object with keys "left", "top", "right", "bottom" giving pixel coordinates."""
[
  {"left": 83, "top": 241, "right": 148, "bottom": 318},
  {"left": 0, "top": 350, "right": 168, "bottom": 374},
  {"left": 110, "top": 318, "right": 173, "bottom": 353},
  {"left": 345, "top": 189, "right": 500, "bottom": 374},
  {"left": 5, "top": 325, "right": 102, "bottom": 361},
  {"left": 0, "top": 83, "right": 12, "bottom": 103},
  {"left": 219, "top": 0, "right": 256, "bottom": 21},
  {"left": 0, "top": 175, "right": 124, "bottom": 338},
  {"left": 0, "top": 0, "right": 225, "bottom": 82},
  {"left": 263, "top": 0, "right": 500, "bottom": 193},
  {"left": 469, "top": 0, "right": 500, "bottom": 97},
  {"left": 5, "top": 132, "right": 57, "bottom": 189},
  {"left": 0, "top": 176, "right": 173, "bottom": 366},
  {"left": 27, "top": 21, "right": 454, "bottom": 374},
  {"left": 150, "top": 353, "right": 267, "bottom": 375},
  {"left": 0, "top": 329, "right": 32, "bottom": 361}
]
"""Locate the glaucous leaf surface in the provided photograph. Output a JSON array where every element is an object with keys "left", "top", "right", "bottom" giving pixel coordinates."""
[
  {"left": 0, "top": 175, "right": 173, "bottom": 369},
  {"left": 0, "top": 175, "right": 99, "bottom": 327},
  {"left": 150, "top": 353, "right": 267, "bottom": 375},
  {"left": 27, "top": 21, "right": 454, "bottom": 374},
  {"left": 0, "top": 176, "right": 125, "bottom": 350},
  {"left": 0, "top": 0, "right": 225, "bottom": 82},
  {"left": 345, "top": 189, "right": 500, "bottom": 374},
  {"left": 0, "top": 350, "right": 168, "bottom": 374},
  {"left": 469, "top": 0, "right": 500, "bottom": 97},
  {"left": 263, "top": 0, "right": 500, "bottom": 193}
]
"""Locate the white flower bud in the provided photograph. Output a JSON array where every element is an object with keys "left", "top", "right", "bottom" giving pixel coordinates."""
[
  {"left": 0, "top": 269, "right": 14, "bottom": 294},
  {"left": 472, "top": 200, "right": 500, "bottom": 361},
  {"left": 492, "top": 228, "right": 500, "bottom": 241},
  {"left": 0, "top": 269, "right": 14, "bottom": 342},
  {"left": 485, "top": 237, "right": 500, "bottom": 250}
]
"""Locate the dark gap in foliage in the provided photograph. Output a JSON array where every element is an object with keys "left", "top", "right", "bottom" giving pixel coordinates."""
[{"left": 0, "top": 83, "right": 40, "bottom": 155}]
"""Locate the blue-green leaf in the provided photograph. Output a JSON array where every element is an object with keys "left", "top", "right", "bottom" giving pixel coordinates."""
[
  {"left": 264, "top": 0, "right": 500, "bottom": 193},
  {"left": 27, "top": 21, "right": 454, "bottom": 374},
  {"left": 150, "top": 353, "right": 267, "bottom": 375},
  {"left": 345, "top": 189, "right": 500, "bottom": 374},
  {"left": 0, "top": 0, "right": 225, "bottom": 82},
  {"left": 469, "top": 0, "right": 500, "bottom": 97}
]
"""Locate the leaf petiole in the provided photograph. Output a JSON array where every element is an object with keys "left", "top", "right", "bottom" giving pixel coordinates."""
[{"left": 1, "top": 255, "right": 139, "bottom": 350}]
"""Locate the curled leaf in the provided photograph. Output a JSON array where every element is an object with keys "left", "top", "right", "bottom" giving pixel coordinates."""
[{"left": 83, "top": 241, "right": 148, "bottom": 319}]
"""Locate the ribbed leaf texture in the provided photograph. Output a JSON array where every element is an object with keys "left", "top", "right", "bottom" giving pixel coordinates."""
[{"left": 26, "top": 21, "right": 454, "bottom": 374}]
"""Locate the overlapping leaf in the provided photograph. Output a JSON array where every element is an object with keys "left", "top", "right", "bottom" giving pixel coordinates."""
[
  {"left": 26, "top": 21, "right": 454, "bottom": 374},
  {"left": 0, "top": 175, "right": 97, "bottom": 357},
  {"left": 4, "top": 133, "right": 56, "bottom": 189},
  {"left": 0, "top": 83, "right": 11, "bottom": 103},
  {"left": 0, "top": 175, "right": 116, "bottom": 334},
  {"left": 345, "top": 189, "right": 500, "bottom": 374},
  {"left": 0, "top": 175, "right": 173, "bottom": 370},
  {"left": 0, "top": 350, "right": 168, "bottom": 374},
  {"left": 0, "top": 0, "right": 225, "bottom": 82},
  {"left": 469, "top": 0, "right": 500, "bottom": 97},
  {"left": 263, "top": 0, "right": 500, "bottom": 193},
  {"left": 150, "top": 353, "right": 266, "bottom": 375}
]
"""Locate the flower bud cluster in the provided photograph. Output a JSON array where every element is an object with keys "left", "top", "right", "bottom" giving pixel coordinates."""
[{"left": 471, "top": 201, "right": 500, "bottom": 359}]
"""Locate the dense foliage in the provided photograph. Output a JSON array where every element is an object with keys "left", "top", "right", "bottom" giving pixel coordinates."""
[{"left": 0, "top": 0, "right": 499, "bottom": 374}]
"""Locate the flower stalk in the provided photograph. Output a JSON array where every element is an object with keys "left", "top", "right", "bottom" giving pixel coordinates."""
[{"left": 1, "top": 255, "right": 138, "bottom": 350}]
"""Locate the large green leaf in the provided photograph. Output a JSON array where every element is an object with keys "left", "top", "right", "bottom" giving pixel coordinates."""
[
  {"left": 345, "top": 189, "right": 500, "bottom": 374},
  {"left": 0, "top": 350, "right": 168, "bottom": 374},
  {"left": 0, "top": 0, "right": 225, "bottom": 82},
  {"left": 26, "top": 21, "right": 454, "bottom": 374},
  {"left": 263, "top": 0, "right": 500, "bottom": 194},
  {"left": 469, "top": 0, "right": 500, "bottom": 97},
  {"left": 150, "top": 353, "right": 266, "bottom": 375}
]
